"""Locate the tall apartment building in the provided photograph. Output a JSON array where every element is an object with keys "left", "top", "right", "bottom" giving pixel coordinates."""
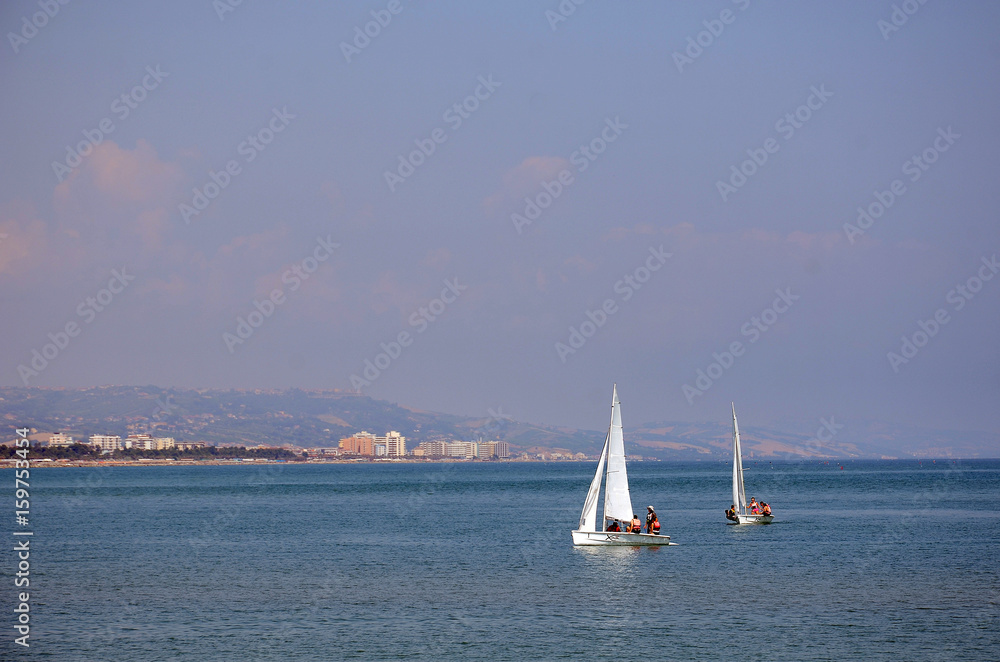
[
  {"left": 414, "top": 440, "right": 486, "bottom": 459},
  {"left": 127, "top": 434, "right": 154, "bottom": 449},
  {"left": 89, "top": 435, "right": 122, "bottom": 452},
  {"left": 447, "top": 441, "right": 478, "bottom": 459},
  {"left": 378, "top": 431, "right": 406, "bottom": 457},
  {"left": 48, "top": 433, "right": 76, "bottom": 447},
  {"left": 340, "top": 431, "right": 406, "bottom": 457},
  {"left": 339, "top": 431, "right": 375, "bottom": 456},
  {"left": 477, "top": 441, "right": 509, "bottom": 459},
  {"left": 415, "top": 440, "right": 449, "bottom": 457}
]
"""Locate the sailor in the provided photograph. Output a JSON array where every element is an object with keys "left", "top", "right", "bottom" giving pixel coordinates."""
[
  {"left": 629, "top": 515, "right": 642, "bottom": 533},
  {"left": 762, "top": 502, "right": 772, "bottom": 516},
  {"left": 725, "top": 505, "right": 739, "bottom": 522},
  {"left": 748, "top": 497, "right": 759, "bottom": 514},
  {"left": 645, "top": 506, "right": 658, "bottom": 533},
  {"left": 607, "top": 520, "right": 621, "bottom": 532}
]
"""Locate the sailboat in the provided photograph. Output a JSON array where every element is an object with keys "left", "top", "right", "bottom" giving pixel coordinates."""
[
  {"left": 571, "top": 385, "right": 675, "bottom": 546},
  {"left": 728, "top": 403, "right": 773, "bottom": 525}
]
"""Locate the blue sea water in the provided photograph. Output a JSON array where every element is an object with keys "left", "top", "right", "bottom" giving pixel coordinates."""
[{"left": 4, "top": 459, "right": 999, "bottom": 661}]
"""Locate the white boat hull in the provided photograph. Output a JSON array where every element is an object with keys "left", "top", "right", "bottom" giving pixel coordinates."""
[
  {"left": 572, "top": 530, "right": 676, "bottom": 546},
  {"left": 728, "top": 514, "right": 773, "bottom": 525}
]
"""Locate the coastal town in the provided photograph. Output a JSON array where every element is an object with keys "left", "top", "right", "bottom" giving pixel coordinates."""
[{"left": 0, "top": 429, "right": 602, "bottom": 466}]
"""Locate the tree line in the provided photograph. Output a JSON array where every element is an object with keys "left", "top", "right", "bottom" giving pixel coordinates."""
[{"left": 2, "top": 443, "right": 302, "bottom": 461}]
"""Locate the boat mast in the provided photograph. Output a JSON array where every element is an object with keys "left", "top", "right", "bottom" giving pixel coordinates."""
[{"left": 732, "top": 403, "right": 747, "bottom": 515}]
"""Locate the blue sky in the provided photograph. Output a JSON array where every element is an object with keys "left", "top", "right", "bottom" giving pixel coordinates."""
[{"left": 1, "top": 0, "right": 998, "bottom": 439}]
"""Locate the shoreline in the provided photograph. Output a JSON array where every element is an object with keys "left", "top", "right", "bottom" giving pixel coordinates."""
[{"left": 0, "top": 457, "right": 532, "bottom": 467}]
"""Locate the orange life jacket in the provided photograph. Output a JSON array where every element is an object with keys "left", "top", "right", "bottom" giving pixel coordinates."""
[{"left": 652, "top": 520, "right": 660, "bottom": 530}]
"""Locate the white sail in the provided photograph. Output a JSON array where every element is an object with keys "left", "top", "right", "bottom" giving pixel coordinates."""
[
  {"left": 578, "top": 431, "right": 609, "bottom": 531},
  {"left": 732, "top": 403, "right": 747, "bottom": 515},
  {"left": 603, "top": 384, "right": 634, "bottom": 525}
]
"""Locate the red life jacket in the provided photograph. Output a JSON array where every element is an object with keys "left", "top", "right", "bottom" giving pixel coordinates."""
[{"left": 652, "top": 520, "right": 660, "bottom": 531}]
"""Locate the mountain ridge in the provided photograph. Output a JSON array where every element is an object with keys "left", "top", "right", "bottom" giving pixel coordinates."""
[{"left": 0, "top": 386, "right": 995, "bottom": 459}]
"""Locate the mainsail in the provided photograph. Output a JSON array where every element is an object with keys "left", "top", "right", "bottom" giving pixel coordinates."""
[
  {"left": 603, "top": 385, "right": 634, "bottom": 525},
  {"left": 732, "top": 403, "right": 747, "bottom": 515}
]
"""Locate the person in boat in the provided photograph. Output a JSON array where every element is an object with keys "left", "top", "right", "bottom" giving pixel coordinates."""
[
  {"left": 645, "top": 506, "right": 658, "bottom": 533},
  {"left": 606, "top": 520, "right": 621, "bottom": 532},
  {"left": 725, "top": 505, "right": 739, "bottom": 522},
  {"left": 762, "top": 502, "right": 772, "bottom": 516},
  {"left": 628, "top": 515, "right": 642, "bottom": 533},
  {"left": 749, "top": 497, "right": 759, "bottom": 514}
]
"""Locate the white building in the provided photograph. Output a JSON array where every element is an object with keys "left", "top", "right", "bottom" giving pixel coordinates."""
[
  {"left": 127, "top": 434, "right": 153, "bottom": 449},
  {"left": 414, "top": 440, "right": 506, "bottom": 459},
  {"left": 48, "top": 433, "right": 76, "bottom": 447},
  {"left": 447, "top": 441, "right": 478, "bottom": 459},
  {"left": 478, "top": 441, "right": 509, "bottom": 459},
  {"left": 376, "top": 431, "right": 406, "bottom": 457},
  {"left": 154, "top": 437, "right": 175, "bottom": 450},
  {"left": 416, "top": 441, "right": 449, "bottom": 457},
  {"left": 311, "top": 447, "right": 340, "bottom": 457},
  {"left": 127, "top": 434, "right": 176, "bottom": 450},
  {"left": 89, "top": 435, "right": 122, "bottom": 453}
]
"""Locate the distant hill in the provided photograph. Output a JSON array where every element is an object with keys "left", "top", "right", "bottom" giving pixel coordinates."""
[{"left": 0, "top": 386, "right": 995, "bottom": 459}]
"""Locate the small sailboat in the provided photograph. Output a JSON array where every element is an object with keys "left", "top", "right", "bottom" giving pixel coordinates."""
[
  {"left": 727, "top": 403, "right": 773, "bottom": 525},
  {"left": 571, "top": 385, "right": 675, "bottom": 546}
]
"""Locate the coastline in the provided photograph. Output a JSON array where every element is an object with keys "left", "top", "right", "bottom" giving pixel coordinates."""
[{"left": 0, "top": 457, "right": 530, "bottom": 468}]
